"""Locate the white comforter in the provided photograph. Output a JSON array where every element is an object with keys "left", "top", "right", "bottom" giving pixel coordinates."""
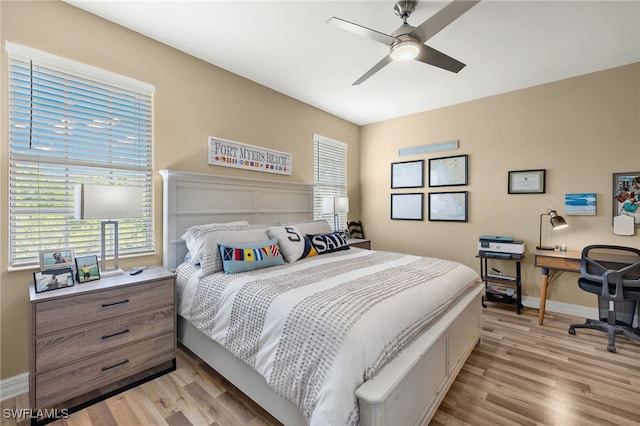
[{"left": 177, "top": 248, "right": 480, "bottom": 425}]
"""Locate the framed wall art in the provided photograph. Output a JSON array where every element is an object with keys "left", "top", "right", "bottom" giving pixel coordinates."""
[
  {"left": 613, "top": 172, "right": 640, "bottom": 226},
  {"left": 391, "top": 160, "right": 424, "bottom": 189},
  {"left": 391, "top": 193, "right": 424, "bottom": 220},
  {"left": 428, "top": 154, "right": 468, "bottom": 187},
  {"left": 565, "top": 193, "right": 596, "bottom": 216},
  {"left": 428, "top": 191, "right": 468, "bottom": 222},
  {"left": 38, "top": 248, "right": 75, "bottom": 271},
  {"left": 508, "top": 169, "right": 545, "bottom": 194}
]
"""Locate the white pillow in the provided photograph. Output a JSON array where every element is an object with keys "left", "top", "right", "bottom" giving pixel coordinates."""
[
  {"left": 267, "top": 226, "right": 318, "bottom": 263},
  {"left": 279, "top": 219, "right": 332, "bottom": 235},
  {"left": 199, "top": 227, "right": 271, "bottom": 276},
  {"left": 181, "top": 221, "right": 250, "bottom": 264}
]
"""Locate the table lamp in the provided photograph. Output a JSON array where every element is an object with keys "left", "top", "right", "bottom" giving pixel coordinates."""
[
  {"left": 536, "top": 209, "right": 568, "bottom": 250},
  {"left": 75, "top": 184, "right": 143, "bottom": 276},
  {"left": 322, "top": 196, "right": 349, "bottom": 232}
]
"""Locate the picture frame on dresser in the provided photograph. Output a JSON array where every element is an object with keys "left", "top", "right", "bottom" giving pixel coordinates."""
[
  {"left": 39, "top": 247, "right": 75, "bottom": 271},
  {"left": 75, "top": 255, "right": 100, "bottom": 283},
  {"left": 34, "top": 267, "right": 75, "bottom": 293}
]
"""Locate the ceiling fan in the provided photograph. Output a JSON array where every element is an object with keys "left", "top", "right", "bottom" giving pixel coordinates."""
[{"left": 328, "top": 0, "right": 480, "bottom": 85}]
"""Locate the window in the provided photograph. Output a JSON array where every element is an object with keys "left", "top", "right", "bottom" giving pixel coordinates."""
[
  {"left": 7, "top": 43, "right": 155, "bottom": 269},
  {"left": 313, "top": 134, "right": 347, "bottom": 231}
]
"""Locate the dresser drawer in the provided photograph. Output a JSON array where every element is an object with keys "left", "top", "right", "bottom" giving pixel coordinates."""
[
  {"left": 35, "top": 279, "right": 174, "bottom": 336},
  {"left": 35, "top": 305, "right": 175, "bottom": 372},
  {"left": 35, "top": 333, "right": 175, "bottom": 407}
]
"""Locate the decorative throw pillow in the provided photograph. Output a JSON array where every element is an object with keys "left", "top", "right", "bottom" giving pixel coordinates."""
[
  {"left": 279, "top": 219, "right": 333, "bottom": 236},
  {"left": 307, "top": 232, "right": 350, "bottom": 255},
  {"left": 218, "top": 238, "right": 285, "bottom": 274},
  {"left": 199, "top": 227, "right": 271, "bottom": 276},
  {"left": 181, "top": 221, "right": 250, "bottom": 264},
  {"left": 267, "top": 226, "right": 318, "bottom": 262}
]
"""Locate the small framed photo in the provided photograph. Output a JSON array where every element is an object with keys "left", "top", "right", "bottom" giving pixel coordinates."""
[
  {"left": 508, "top": 169, "right": 545, "bottom": 194},
  {"left": 391, "top": 193, "right": 424, "bottom": 220},
  {"left": 429, "top": 154, "right": 468, "bottom": 187},
  {"left": 34, "top": 267, "right": 75, "bottom": 293},
  {"left": 391, "top": 160, "right": 424, "bottom": 189},
  {"left": 39, "top": 248, "right": 75, "bottom": 271},
  {"left": 75, "top": 255, "right": 101, "bottom": 283},
  {"left": 428, "top": 191, "right": 468, "bottom": 222},
  {"left": 613, "top": 172, "right": 640, "bottom": 226}
]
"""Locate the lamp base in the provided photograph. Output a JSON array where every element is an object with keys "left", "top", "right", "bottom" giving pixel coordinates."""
[
  {"left": 100, "top": 268, "right": 124, "bottom": 278},
  {"left": 536, "top": 245, "right": 555, "bottom": 251}
]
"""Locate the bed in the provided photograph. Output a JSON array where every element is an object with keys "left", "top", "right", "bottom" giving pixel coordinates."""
[{"left": 160, "top": 170, "right": 483, "bottom": 426}]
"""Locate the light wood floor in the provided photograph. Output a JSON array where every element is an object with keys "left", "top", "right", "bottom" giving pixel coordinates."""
[{"left": 3, "top": 305, "right": 640, "bottom": 426}]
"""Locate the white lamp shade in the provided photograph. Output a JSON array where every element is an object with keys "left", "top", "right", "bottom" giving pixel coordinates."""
[
  {"left": 335, "top": 196, "right": 349, "bottom": 214},
  {"left": 75, "top": 184, "right": 143, "bottom": 220},
  {"left": 322, "top": 197, "right": 335, "bottom": 214}
]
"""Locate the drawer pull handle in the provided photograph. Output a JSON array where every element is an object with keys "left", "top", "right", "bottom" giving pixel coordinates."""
[
  {"left": 101, "top": 359, "right": 129, "bottom": 371},
  {"left": 101, "top": 329, "right": 130, "bottom": 340},
  {"left": 101, "top": 299, "right": 129, "bottom": 308}
]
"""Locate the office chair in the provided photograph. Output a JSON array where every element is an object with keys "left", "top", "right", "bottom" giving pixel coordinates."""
[
  {"left": 568, "top": 245, "right": 640, "bottom": 352},
  {"left": 347, "top": 220, "right": 365, "bottom": 239}
]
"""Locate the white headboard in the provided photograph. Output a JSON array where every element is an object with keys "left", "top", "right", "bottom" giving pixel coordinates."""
[{"left": 159, "top": 170, "right": 314, "bottom": 271}]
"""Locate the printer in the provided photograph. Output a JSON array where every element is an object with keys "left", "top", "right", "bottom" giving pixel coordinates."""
[{"left": 478, "top": 235, "right": 525, "bottom": 259}]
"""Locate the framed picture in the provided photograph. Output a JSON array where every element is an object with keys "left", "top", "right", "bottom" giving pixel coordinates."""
[
  {"left": 391, "top": 193, "right": 424, "bottom": 220},
  {"left": 38, "top": 248, "right": 75, "bottom": 271},
  {"left": 565, "top": 193, "right": 596, "bottom": 216},
  {"left": 391, "top": 160, "right": 424, "bottom": 189},
  {"left": 428, "top": 191, "right": 468, "bottom": 222},
  {"left": 428, "top": 154, "right": 468, "bottom": 187},
  {"left": 75, "top": 255, "right": 101, "bottom": 283},
  {"left": 34, "top": 267, "right": 75, "bottom": 293},
  {"left": 508, "top": 169, "right": 545, "bottom": 194},
  {"left": 613, "top": 172, "right": 640, "bottom": 226}
]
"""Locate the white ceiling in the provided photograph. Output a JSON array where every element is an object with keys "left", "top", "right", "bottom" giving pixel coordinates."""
[{"left": 65, "top": 0, "right": 640, "bottom": 126}]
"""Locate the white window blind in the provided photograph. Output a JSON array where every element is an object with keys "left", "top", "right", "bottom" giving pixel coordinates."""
[
  {"left": 7, "top": 43, "right": 155, "bottom": 268},
  {"left": 313, "top": 134, "right": 347, "bottom": 231}
]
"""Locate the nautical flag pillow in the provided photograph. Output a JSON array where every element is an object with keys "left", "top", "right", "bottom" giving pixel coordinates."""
[{"left": 218, "top": 238, "right": 285, "bottom": 274}]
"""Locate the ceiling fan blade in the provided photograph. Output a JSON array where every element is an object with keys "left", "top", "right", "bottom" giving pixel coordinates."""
[
  {"left": 410, "top": 0, "right": 480, "bottom": 43},
  {"left": 352, "top": 55, "right": 393, "bottom": 86},
  {"left": 328, "top": 17, "right": 396, "bottom": 46},
  {"left": 415, "top": 45, "right": 466, "bottom": 73}
]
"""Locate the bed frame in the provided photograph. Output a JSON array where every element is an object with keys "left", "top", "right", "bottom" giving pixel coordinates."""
[{"left": 160, "top": 169, "right": 482, "bottom": 425}]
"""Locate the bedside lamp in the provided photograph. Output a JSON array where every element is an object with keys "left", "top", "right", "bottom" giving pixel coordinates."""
[
  {"left": 75, "top": 184, "right": 143, "bottom": 276},
  {"left": 537, "top": 209, "right": 568, "bottom": 250},
  {"left": 322, "top": 196, "right": 349, "bottom": 232}
]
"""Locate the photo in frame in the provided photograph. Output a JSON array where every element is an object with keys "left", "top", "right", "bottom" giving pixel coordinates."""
[
  {"left": 508, "top": 169, "right": 545, "bottom": 194},
  {"left": 75, "top": 255, "right": 101, "bottom": 283},
  {"left": 34, "top": 267, "right": 75, "bottom": 293},
  {"left": 428, "top": 191, "right": 468, "bottom": 222},
  {"left": 38, "top": 248, "right": 75, "bottom": 271},
  {"left": 391, "top": 160, "right": 424, "bottom": 189},
  {"left": 391, "top": 193, "right": 424, "bottom": 220},
  {"left": 613, "top": 172, "right": 640, "bottom": 226},
  {"left": 428, "top": 154, "right": 468, "bottom": 187}
]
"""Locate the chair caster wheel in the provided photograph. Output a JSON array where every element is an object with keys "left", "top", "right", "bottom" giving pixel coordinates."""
[
  {"left": 607, "top": 345, "right": 616, "bottom": 353},
  {"left": 568, "top": 328, "right": 575, "bottom": 335}
]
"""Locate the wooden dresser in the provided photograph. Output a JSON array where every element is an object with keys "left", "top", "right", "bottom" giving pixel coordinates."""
[{"left": 29, "top": 267, "right": 176, "bottom": 420}]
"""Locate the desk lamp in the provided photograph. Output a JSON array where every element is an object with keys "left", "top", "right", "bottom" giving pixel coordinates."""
[
  {"left": 537, "top": 209, "right": 568, "bottom": 250},
  {"left": 322, "top": 196, "right": 349, "bottom": 232},
  {"left": 75, "top": 184, "right": 143, "bottom": 276}
]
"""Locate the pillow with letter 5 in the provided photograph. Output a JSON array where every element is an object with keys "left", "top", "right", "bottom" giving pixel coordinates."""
[{"left": 267, "top": 226, "right": 318, "bottom": 262}]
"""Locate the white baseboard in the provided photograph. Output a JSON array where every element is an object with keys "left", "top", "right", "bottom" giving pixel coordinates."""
[
  {"left": 0, "top": 372, "right": 28, "bottom": 401},
  {"left": 521, "top": 296, "right": 599, "bottom": 320}
]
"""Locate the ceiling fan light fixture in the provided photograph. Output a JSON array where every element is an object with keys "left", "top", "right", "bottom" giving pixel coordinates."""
[{"left": 390, "top": 39, "right": 421, "bottom": 62}]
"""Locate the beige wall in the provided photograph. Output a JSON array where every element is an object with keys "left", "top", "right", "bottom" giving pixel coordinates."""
[
  {"left": 0, "top": 1, "right": 360, "bottom": 379},
  {"left": 361, "top": 63, "right": 640, "bottom": 309}
]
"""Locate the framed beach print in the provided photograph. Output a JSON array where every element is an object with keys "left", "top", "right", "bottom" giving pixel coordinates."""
[
  {"left": 428, "top": 191, "right": 468, "bottom": 222},
  {"left": 75, "top": 255, "right": 101, "bottom": 283},
  {"left": 428, "top": 154, "right": 468, "bottom": 187},
  {"left": 34, "top": 267, "right": 75, "bottom": 293},
  {"left": 391, "top": 193, "right": 424, "bottom": 220},
  {"left": 39, "top": 248, "right": 75, "bottom": 271},
  {"left": 391, "top": 160, "right": 424, "bottom": 189},
  {"left": 613, "top": 172, "right": 640, "bottom": 226},
  {"left": 508, "top": 169, "right": 545, "bottom": 194}
]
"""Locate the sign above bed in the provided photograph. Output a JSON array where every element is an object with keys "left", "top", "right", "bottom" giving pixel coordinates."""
[{"left": 208, "top": 136, "right": 292, "bottom": 175}]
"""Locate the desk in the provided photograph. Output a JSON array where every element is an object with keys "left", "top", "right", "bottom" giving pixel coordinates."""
[{"left": 534, "top": 250, "right": 581, "bottom": 325}]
